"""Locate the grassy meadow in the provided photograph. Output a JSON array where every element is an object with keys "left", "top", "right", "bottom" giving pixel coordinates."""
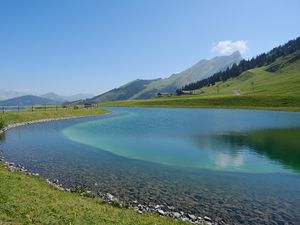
[
  {"left": 0, "top": 107, "right": 109, "bottom": 125},
  {"left": 100, "top": 95, "right": 300, "bottom": 111}
]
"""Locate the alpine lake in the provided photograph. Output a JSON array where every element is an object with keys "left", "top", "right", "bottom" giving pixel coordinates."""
[{"left": 1, "top": 107, "right": 300, "bottom": 225}]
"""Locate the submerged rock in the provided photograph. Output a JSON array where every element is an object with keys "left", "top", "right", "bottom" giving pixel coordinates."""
[
  {"left": 158, "top": 209, "right": 165, "bottom": 215},
  {"left": 155, "top": 204, "right": 161, "bottom": 209},
  {"left": 204, "top": 216, "right": 212, "bottom": 222},
  {"left": 188, "top": 214, "right": 197, "bottom": 221},
  {"left": 173, "top": 212, "right": 181, "bottom": 218},
  {"left": 106, "top": 193, "right": 114, "bottom": 202}
]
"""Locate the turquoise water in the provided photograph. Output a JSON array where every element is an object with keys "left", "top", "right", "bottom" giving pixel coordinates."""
[
  {"left": 1, "top": 107, "right": 300, "bottom": 224},
  {"left": 63, "top": 107, "right": 300, "bottom": 173}
]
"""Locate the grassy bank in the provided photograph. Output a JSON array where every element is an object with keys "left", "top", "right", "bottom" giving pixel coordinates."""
[
  {"left": 0, "top": 107, "right": 109, "bottom": 125},
  {"left": 100, "top": 95, "right": 300, "bottom": 112},
  {"left": 0, "top": 108, "right": 187, "bottom": 225}
]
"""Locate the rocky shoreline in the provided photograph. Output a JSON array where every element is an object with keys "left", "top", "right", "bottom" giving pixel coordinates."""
[
  {"left": 0, "top": 155, "right": 220, "bottom": 225},
  {"left": 0, "top": 116, "right": 221, "bottom": 225}
]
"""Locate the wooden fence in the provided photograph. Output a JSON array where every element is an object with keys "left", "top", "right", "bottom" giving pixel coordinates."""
[{"left": 1, "top": 104, "right": 97, "bottom": 113}]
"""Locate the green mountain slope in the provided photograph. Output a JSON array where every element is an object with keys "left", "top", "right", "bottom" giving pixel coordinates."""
[
  {"left": 90, "top": 52, "right": 242, "bottom": 103},
  {"left": 131, "top": 51, "right": 242, "bottom": 99},
  {"left": 194, "top": 50, "right": 300, "bottom": 97},
  {"left": 89, "top": 79, "right": 161, "bottom": 103}
]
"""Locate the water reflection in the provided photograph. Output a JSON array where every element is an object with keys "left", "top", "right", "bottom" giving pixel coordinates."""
[
  {"left": 211, "top": 128, "right": 300, "bottom": 173},
  {"left": 0, "top": 132, "right": 5, "bottom": 142},
  {"left": 189, "top": 127, "right": 300, "bottom": 173},
  {"left": 214, "top": 152, "right": 244, "bottom": 169}
]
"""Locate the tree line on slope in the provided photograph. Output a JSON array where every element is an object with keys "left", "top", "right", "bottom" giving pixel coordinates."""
[{"left": 177, "top": 37, "right": 300, "bottom": 93}]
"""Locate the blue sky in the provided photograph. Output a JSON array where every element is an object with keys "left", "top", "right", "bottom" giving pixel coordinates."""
[{"left": 0, "top": 0, "right": 299, "bottom": 95}]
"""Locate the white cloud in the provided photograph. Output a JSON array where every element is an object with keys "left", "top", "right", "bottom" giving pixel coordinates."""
[{"left": 211, "top": 40, "right": 248, "bottom": 55}]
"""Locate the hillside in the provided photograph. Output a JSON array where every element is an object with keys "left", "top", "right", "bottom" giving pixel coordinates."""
[
  {"left": 88, "top": 79, "right": 161, "bottom": 103},
  {"left": 101, "top": 51, "right": 300, "bottom": 111},
  {"left": 0, "top": 95, "right": 61, "bottom": 106},
  {"left": 89, "top": 52, "right": 242, "bottom": 103},
  {"left": 131, "top": 51, "right": 242, "bottom": 99},
  {"left": 194, "top": 50, "right": 300, "bottom": 97},
  {"left": 180, "top": 37, "right": 300, "bottom": 93}
]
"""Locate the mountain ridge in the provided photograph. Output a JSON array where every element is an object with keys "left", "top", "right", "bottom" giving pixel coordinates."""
[
  {"left": 0, "top": 90, "right": 94, "bottom": 102},
  {"left": 88, "top": 51, "right": 242, "bottom": 103},
  {"left": 0, "top": 95, "right": 62, "bottom": 106},
  {"left": 41, "top": 92, "right": 94, "bottom": 102}
]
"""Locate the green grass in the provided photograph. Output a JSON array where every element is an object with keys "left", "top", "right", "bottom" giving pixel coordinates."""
[
  {"left": 101, "top": 52, "right": 300, "bottom": 111},
  {"left": 100, "top": 95, "right": 300, "bottom": 111},
  {"left": 0, "top": 164, "right": 187, "bottom": 225},
  {"left": 0, "top": 119, "right": 5, "bottom": 130},
  {"left": 0, "top": 107, "right": 109, "bottom": 125}
]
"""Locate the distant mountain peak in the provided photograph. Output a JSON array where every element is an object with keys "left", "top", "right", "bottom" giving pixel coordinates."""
[
  {"left": 231, "top": 50, "right": 242, "bottom": 57},
  {"left": 0, "top": 95, "right": 61, "bottom": 106},
  {"left": 40, "top": 92, "right": 94, "bottom": 102},
  {"left": 212, "top": 51, "right": 242, "bottom": 59}
]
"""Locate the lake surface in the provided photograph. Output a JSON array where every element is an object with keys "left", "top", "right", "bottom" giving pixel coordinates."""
[{"left": 1, "top": 108, "right": 300, "bottom": 224}]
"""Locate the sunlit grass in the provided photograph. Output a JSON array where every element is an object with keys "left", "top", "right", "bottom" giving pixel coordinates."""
[{"left": 0, "top": 107, "right": 109, "bottom": 125}]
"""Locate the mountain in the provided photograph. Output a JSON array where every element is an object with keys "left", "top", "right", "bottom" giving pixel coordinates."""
[
  {"left": 101, "top": 50, "right": 300, "bottom": 109},
  {"left": 40, "top": 92, "right": 94, "bottom": 102},
  {"left": 191, "top": 49, "right": 300, "bottom": 97},
  {"left": 89, "top": 51, "right": 242, "bottom": 103},
  {"left": 84, "top": 79, "right": 161, "bottom": 103},
  {"left": 0, "top": 90, "right": 94, "bottom": 102},
  {"left": 40, "top": 93, "right": 66, "bottom": 102},
  {"left": 0, "top": 89, "right": 30, "bottom": 101},
  {"left": 0, "top": 95, "right": 61, "bottom": 106},
  {"left": 63, "top": 93, "right": 94, "bottom": 102},
  {"left": 132, "top": 51, "right": 243, "bottom": 99},
  {"left": 181, "top": 37, "right": 300, "bottom": 92}
]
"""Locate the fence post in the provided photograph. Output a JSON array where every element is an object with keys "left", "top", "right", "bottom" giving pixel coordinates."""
[
  {"left": 56, "top": 105, "right": 58, "bottom": 111},
  {"left": 45, "top": 105, "right": 46, "bottom": 111},
  {"left": 18, "top": 104, "right": 20, "bottom": 112},
  {"left": 2, "top": 106, "right": 4, "bottom": 114},
  {"left": 32, "top": 105, "right": 33, "bottom": 112}
]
